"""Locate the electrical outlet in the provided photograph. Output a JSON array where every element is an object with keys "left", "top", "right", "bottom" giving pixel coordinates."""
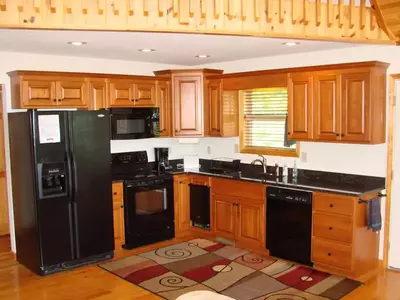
[
  {"left": 234, "top": 144, "right": 239, "bottom": 153},
  {"left": 207, "top": 145, "right": 212, "bottom": 155},
  {"left": 301, "top": 152, "right": 307, "bottom": 163}
]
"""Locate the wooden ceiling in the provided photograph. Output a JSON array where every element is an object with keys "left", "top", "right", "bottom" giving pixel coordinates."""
[
  {"left": 0, "top": 0, "right": 393, "bottom": 45},
  {"left": 371, "top": 0, "right": 400, "bottom": 44}
]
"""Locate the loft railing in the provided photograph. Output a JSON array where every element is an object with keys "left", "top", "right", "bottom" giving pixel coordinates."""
[{"left": 0, "top": 0, "right": 392, "bottom": 44}]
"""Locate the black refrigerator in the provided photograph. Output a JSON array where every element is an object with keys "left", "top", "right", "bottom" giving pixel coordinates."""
[{"left": 9, "top": 110, "right": 114, "bottom": 275}]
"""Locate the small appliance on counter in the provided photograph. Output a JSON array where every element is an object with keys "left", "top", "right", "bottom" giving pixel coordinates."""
[
  {"left": 208, "top": 158, "right": 241, "bottom": 176},
  {"left": 155, "top": 147, "right": 172, "bottom": 173},
  {"left": 111, "top": 151, "right": 174, "bottom": 249},
  {"left": 110, "top": 108, "right": 159, "bottom": 140}
]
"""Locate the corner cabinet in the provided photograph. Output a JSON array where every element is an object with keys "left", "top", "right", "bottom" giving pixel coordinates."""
[
  {"left": 158, "top": 81, "right": 172, "bottom": 137},
  {"left": 154, "top": 69, "right": 224, "bottom": 137},
  {"left": 288, "top": 61, "right": 389, "bottom": 144}
]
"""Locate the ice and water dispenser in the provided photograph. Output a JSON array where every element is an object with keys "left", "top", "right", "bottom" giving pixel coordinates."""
[{"left": 37, "top": 162, "right": 68, "bottom": 199}]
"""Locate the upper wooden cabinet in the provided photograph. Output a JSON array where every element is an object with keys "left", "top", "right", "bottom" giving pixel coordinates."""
[
  {"left": 157, "top": 81, "right": 171, "bottom": 137},
  {"left": 9, "top": 72, "right": 88, "bottom": 109},
  {"left": 154, "top": 69, "right": 224, "bottom": 137},
  {"left": 108, "top": 79, "right": 157, "bottom": 107},
  {"left": 205, "top": 79, "right": 239, "bottom": 137},
  {"left": 288, "top": 61, "right": 389, "bottom": 144},
  {"left": 88, "top": 78, "right": 108, "bottom": 110},
  {"left": 288, "top": 73, "right": 313, "bottom": 140}
]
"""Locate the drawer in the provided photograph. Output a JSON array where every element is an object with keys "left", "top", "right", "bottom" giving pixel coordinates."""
[
  {"left": 313, "top": 212, "right": 353, "bottom": 244},
  {"left": 312, "top": 237, "right": 353, "bottom": 270},
  {"left": 190, "top": 175, "right": 210, "bottom": 186},
  {"left": 212, "top": 178, "right": 265, "bottom": 200},
  {"left": 112, "top": 182, "right": 123, "bottom": 201},
  {"left": 313, "top": 192, "right": 354, "bottom": 216}
]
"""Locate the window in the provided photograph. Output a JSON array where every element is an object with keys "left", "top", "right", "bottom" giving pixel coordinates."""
[{"left": 239, "top": 88, "right": 298, "bottom": 157}]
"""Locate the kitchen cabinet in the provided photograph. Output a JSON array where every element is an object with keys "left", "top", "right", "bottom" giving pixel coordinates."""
[
  {"left": 313, "top": 73, "right": 341, "bottom": 141},
  {"left": 154, "top": 69, "right": 224, "bottom": 137},
  {"left": 88, "top": 78, "right": 108, "bottom": 110},
  {"left": 205, "top": 80, "right": 239, "bottom": 137},
  {"left": 108, "top": 79, "right": 157, "bottom": 107},
  {"left": 311, "top": 192, "right": 380, "bottom": 281},
  {"left": 10, "top": 73, "right": 88, "bottom": 108},
  {"left": 173, "top": 175, "right": 191, "bottom": 234},
  {"left": 0, "top": 87, "right": 8, "bottom": 236},
  {"left": 288, "top": 61, "right": 388, "bottom": 144},
  {"left": 287, "top": 73, "right": 313, "bottom": 140},
  {"left": 112, "top": 182, "right": 125, "bottom": 247},
  {"left": 212, "top": 178, "right": 266, "bottom": 249},
  {"left": 341, "top": 72, "right": 371, "bottom": 142},
  {"left": 157, "top": 81, "right": 171, "bottom": 137}
]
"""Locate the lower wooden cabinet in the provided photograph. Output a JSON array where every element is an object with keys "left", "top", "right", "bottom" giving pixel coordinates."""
[
  {"left": 112, "top": 182, "right": 125, "bottom": 247},
  {"left": 311, "top": 192, "right": 380, "bottom": 281},
  {"left": 236, "top": 200, "right": 265, "bottom": 247},
  {"left": 213, "top": 194, "right": 236, "bottom": 240},
  {"left": 173, "top": 175, "right": 191, "bottom": 234}
]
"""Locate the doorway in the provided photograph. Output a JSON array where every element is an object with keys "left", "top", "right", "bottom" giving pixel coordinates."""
[{"left": 0, "top": 85, "right": 10, "bottom": 253}]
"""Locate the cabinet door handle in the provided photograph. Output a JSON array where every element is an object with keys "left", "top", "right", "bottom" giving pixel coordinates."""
[
  {"left": 52, "top": 99, "right": 57, "bottom": 103},
  {"left": 341, "top": 134, "right": 345, "bottom": 137},
  {"left": 287, "top": 132, "right": 291, "bottom": 135},
  {"left": 131, "top": 99, "right": 135, "bottom": 102},
  {"left": 113, "top": 192, "right": 117, "bottom": 195},
  {"left": 329, "top": 226, "right": 333, "bottom": 230},
  {"left": 336, "top": 134, "right": 340, "bottom": 137},
  {"left": 121, "top": 205, "right": 124, "bottom": 208},
  {"left": 328, "top": 253, "right": 332, "bottom": 256},
  {"left": 57, "top": 99, "right": 62, "bottom": 102},
  {"left": 329, "top": 204, "right": 334, "bottom": 208}
]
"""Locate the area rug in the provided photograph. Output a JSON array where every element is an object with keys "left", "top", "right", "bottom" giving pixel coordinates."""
[{"left": 99, "top": 238, "right": 361, "bottom": 300}]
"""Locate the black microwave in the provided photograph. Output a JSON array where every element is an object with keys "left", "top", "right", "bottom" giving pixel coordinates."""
[{"left": 110, "top": 108, "right": 160, "bottom": 140}]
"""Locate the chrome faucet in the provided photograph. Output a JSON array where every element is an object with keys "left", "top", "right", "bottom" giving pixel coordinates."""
[{"left": 251, "top": 155, "right": 267, "bottom": 173}]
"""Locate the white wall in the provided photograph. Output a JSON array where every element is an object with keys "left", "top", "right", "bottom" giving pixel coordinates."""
[{"left": 0, "top": 51, "right": 191, "bottom": 252}]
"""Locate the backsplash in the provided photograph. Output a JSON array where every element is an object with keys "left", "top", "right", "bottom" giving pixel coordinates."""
[{"left": 111, "top": 137, "right": 387, "bottom": 177}]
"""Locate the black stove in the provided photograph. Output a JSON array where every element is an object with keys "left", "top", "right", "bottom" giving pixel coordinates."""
[{"left": 111, "top": 151, "right": 175, "bottom": 249}]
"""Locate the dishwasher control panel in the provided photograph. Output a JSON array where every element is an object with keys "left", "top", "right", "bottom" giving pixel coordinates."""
[{"left": 267, "top": 186, "right": 312, "bottom": 205}]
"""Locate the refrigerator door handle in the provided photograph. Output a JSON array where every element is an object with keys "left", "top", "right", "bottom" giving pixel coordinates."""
[
  {"left": 65, "top": 151, "right": 74, "bottom": 198},
  {"left": 72, "top": 202, "right": 81, "bottom": 258},
  {"left": 67, "top": 201, "right": 75, "bottom": 258}
]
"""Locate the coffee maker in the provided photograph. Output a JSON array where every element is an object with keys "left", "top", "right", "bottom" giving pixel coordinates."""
[{"left": 155, "top": 147, "right": 172, "bottom": 173}]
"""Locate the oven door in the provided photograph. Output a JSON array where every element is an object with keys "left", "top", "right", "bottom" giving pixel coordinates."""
[
  {"left": 110, "top": 108, "right": 160, "bottom": 140},
  {"left": 124, "top": 178, "right": 174, "bottom": 239}
]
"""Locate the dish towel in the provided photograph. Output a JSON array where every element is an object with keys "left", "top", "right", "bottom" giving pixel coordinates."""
[{"left": 368, "top": 197, "right": 382, "bottom": 232}]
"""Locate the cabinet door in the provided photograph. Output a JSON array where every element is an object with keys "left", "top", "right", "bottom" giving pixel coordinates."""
[
  {"left": 288, "top": 73, "right": 313, "bottom": 140},
  {"left": 134, "top": 81, "right": 157, "bottom": 107},
  {"left": 56, "top": 78, "right": 88, "bottom": 107},
  {"left": 174, "top": 176, "right": 191, "bottom": 232},
  {"left": 173, "top": 75, "right": 203, "bottom": 136},
  {"left": 113, "top": 199, "right": 125, "bottom": 247},
  {"left": 236, "top": 200, "right": 265, "bottom": 248},
  {"left": 88, "top": 79, "right": 108, "bottom": 110},
  {"left": 341, "top": 73, "right": 371, "bottom": 142},
  {"left": 21, "top": 79, "right": 57, "bottom": 107},
  {"left": 206, "top": 80, "right": 222, "bottom": 136},
  {"left": 213, "top": 194, "right": 236, "bottom": 240},
  {"left": 313, "top": 74, "right": 341, "bottom": 141},
  {"left": 158, "top": 81, "right": 171, "bottom": 137},
  {"left": 109, "top": 80, "right": 135, "bottom": 107}
]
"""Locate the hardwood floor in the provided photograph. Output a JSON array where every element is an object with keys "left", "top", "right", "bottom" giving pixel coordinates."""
[{"left": 0, "top": 236, "right": 399, "bottom": 300}]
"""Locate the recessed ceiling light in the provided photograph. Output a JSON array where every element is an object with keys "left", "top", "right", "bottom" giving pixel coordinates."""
[
  {"left": 67, "top": 41, "right": 87, "bottom": 46},
  {"left": 283, "top": 42, "right": 300, "bottom": 46},
  {"left": 195, "top": 54, "right": 210, "bottom": 58},
  {"left": 138, "top": 49, "right": 156, "bottom": 52}
]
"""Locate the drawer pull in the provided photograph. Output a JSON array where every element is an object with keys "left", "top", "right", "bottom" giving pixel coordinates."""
[
  {"left": 329, "top": 204, "right": 334, "bottom": 208},
  {"left": 328, "top": 253, "right": 332, "bottom": 256},
  {"left": 113, "top": 192, "right": 117, "bottom": 195},
  {"left": 329, "top": 226, "right": 333, "bottom": 230}
]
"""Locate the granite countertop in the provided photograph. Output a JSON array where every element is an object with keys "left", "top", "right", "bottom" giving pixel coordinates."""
[{"left": 171, "top": 164, "right": 385, "bottom": 197}]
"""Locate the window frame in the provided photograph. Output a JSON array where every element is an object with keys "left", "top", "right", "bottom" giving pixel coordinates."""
[{"left": 238, "top": 89, "right": 300, "bottom": 157}]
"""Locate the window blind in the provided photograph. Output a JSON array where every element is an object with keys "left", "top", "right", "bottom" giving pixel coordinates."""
[{"left": 242, "top": 88, "right": 295, "bottom": 150}]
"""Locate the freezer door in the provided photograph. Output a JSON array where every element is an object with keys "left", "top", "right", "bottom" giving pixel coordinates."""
[
  {"left": 68, "top": 110, "right": 114, "bottom": 258},
  {"left": 31, "top": 111, "right": 75, "bottom": 266}
]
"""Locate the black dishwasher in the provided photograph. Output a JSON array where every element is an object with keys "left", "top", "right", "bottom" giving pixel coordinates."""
[
  {"left": 266, "top": 186, "right": 312, "bottom": 266},
  {"left": 189, "top": 184, "right": 210, "bottom": 231}
]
